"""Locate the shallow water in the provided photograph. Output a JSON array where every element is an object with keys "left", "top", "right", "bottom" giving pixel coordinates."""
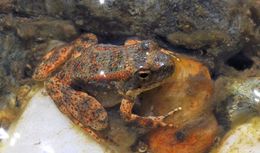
[{"left": 0, "top": 0, "right": 259, "bottom": 153}]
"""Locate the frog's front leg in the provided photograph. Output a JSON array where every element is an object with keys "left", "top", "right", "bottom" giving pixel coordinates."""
[
  {"left": 45, "top": 73, "right": 108, "bottom": 135},
  {"left": 120, "top": 99, "right": 180, "bottom": 128}
]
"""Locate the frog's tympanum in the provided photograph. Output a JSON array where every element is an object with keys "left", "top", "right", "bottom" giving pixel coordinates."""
[{"left": 33, "top": 33, "right": 176, "bottom": 141}]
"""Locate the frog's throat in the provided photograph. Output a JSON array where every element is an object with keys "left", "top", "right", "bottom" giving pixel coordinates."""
[{"left": 125, "top": 79, "right": 169, "bottom": 98}]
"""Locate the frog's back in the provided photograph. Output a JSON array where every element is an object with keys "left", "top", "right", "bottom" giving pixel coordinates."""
[
  {"left": 63, "top": 44, "right": 131, "bottom": 107},
  {"left": 67, "top": 44, "right": 130, "bottom": 81}
]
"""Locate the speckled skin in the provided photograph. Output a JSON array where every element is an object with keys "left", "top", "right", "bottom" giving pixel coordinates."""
[{"left": 33, "top": 33, "right": 175, "bottom": 141}]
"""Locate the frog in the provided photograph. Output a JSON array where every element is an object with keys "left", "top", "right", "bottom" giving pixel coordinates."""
[{"left": 33, "top": 33, "right": 176, "bottom": 142}]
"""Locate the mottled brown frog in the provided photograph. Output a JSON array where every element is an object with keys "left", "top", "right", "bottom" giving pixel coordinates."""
[{"left": 33, "top": 33, "right": 176, "bottom": 141}]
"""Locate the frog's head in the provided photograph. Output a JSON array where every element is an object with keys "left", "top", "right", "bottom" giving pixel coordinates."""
[{"left": 122, "top": 40, "right": 175, "bottom": 97}]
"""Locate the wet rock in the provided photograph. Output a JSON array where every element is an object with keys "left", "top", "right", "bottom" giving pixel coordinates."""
[
  {"left": 15, "top": 18, "right": 77, "bottom": 41},
  {"left": 214, "top": 77, "right": 260, "bottom": 129},
  {"left": 167, "top": 30, "right": 231, "bottom": 57},
  {"left": 211, "top": 116, "right": 260, "bottom": 153},
  {"left": 0, "top": 30, "right": 32, "bottom": 82},
  {"left": 0, "top": 68, "right": 8, "bottom": 93},
  {"left": 11, "top": 0, "right": 257, "bottom": 63},
  {"left": 0, "top": 84, "right": 38, "bottom": 130},
  {"left": 102, "top": 110, "right": 139, "bottom": 153},
  {"left": 0, "top": 29, "right": 68, "bottom": 129},
  {"left": 0, "top": 31, "right": 22, "bottom": 87},
  {"left": 0, "top": 15, "right": 78, "bottom": 41},
  {"left": 210, "top": 44, "right": 259, "bottom": 130},
  {"left": 148, "top": 115, "right": 218, "bottom": 153},
  {"left": 0, "top": 0, "right": 13, "bottom": 13},
  {"left": 1, "top": 89, "right": 107, "bottom": 153}
]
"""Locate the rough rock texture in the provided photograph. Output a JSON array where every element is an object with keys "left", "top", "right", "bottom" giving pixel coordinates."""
[
  {"left": 4, "top": 0, "right": 260, "bottom": 61},
  {"left": 211, "top": 36, "right": 260, "bottom": 129},
  {"left": 211, "top": 116, "right": 260, "bottom": 153},
  {"left": 214, "top": 77, "right": 260, "bottom": 129}
]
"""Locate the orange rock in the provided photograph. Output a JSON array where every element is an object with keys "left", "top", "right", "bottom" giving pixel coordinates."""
[
  {"left": 139, "top": 54, "right": 218, "bottom": 153},
  {"left": 147, "top": 114, "right": 218, "bottom": 153}
]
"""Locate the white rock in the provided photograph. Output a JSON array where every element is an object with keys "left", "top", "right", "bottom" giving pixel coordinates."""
[
  {"left": 212, "top": 116, "right": 260, "bottom": 153},
  {"left": 0, "top": 89, "right": 109, "bottom": 153}
]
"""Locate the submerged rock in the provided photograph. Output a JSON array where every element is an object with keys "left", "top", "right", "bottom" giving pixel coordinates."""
[
  {"left": 148, "top": 115, "right": 217, "bottom": 153},
  {"left": 211, "top": 116, "right": 260, "bottom": 153},
  {"left": 15, "top": 18, "right": 77, "bottom": 41},
  {"left": 0, "top": 89, "right": 107, "bottom": 153},
  {"left": 215, "top": 77, "right": 260, "bottom": 129},
  {"left": 11, "top": 0, "right": 258, "bottom": 62},
  {"left": 0, "top": 0, "right": 13, "bottom": 13}
]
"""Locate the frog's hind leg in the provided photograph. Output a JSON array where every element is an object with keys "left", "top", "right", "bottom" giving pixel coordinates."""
[
  {"left": 33, "top": 44, "right": 74, "bottom": 81},
  {"left": 45, "top": 73, "right": 108, "bottom": 141},
  {"left": 120, "top": 99, "right": 181, "bottom": 128},
  {"left": 33, "top": 33, "right": 97, "bottom": 81}
]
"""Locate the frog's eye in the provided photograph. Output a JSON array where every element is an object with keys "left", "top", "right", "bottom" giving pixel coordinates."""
[{"left": 137, "top": 70, "right": 151, "bottom": 80}]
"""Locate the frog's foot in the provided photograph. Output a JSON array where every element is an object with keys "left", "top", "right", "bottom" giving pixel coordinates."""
[
  {"left": 45, "top": 74, "right": 108, "bottom": 131},
  {"left": 120, "top": 99, "right": 181, "bottom": 128}
]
